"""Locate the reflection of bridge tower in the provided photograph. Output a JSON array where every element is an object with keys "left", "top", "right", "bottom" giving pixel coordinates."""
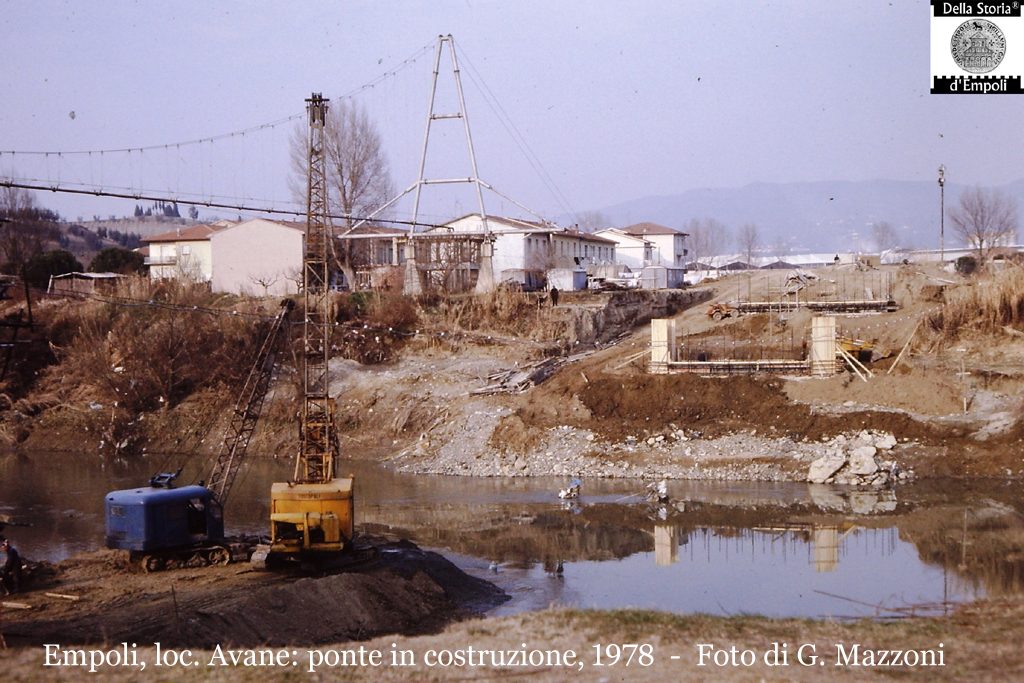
[
  {"left": 655, "top": 525, "right": 680, "bottom": 566},
  {"left": 812, "top": 526, "right": 840, "bottom": 573}
]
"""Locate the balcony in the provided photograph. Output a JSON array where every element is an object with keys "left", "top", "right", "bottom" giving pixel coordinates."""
[{"left": 144, "top": 255, "right": 177, "bottom": 266}]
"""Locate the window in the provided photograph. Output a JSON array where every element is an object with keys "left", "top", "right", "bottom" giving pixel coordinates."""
[{"left": 181, "top": 245, "right": 191, "bottom": 255}]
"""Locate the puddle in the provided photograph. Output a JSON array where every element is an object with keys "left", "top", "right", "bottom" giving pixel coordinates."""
[{"left": 1, "top": 450, "right": 1020, "bottom": 619}]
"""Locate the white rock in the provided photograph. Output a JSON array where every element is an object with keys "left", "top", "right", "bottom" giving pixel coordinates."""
[
  {"left": 848, "top": 446, "right": 878, "bottom": 475},
  {"left": 874, "top": 433, "right": 897, "bottom": 450},
  {"left": 808, "top": 452, "right": 847, "bottom": 484},
  {"left": 850, "top": 492, "right": 879, "bottom": 515}
]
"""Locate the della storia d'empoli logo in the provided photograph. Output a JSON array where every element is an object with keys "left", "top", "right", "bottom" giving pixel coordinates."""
[{"left": 950, "top": 19, "right": 1007, "bottom": 73}]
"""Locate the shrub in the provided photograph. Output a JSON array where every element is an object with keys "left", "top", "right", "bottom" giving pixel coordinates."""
[
  {"left": 955, "top": 255, "right": 978, "bottom": 276},
  {"left": 89, "top": 247, "right": 145, "bottom": 274},
  {"left": 333, "top": 291, "right": 418, "bottom": 363},
  {"left": 24, "top": 249, "right": 83, "bottom": 288}
]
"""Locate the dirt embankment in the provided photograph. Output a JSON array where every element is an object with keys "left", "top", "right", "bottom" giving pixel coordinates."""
[
  {"left": 4, "top": 266, "right": 1023, "bottom": 483},
  {"left": 3, "top": 539, "right": 506, "bottom": 648},
  {"left": 510, "top": 371, "right": 948, "bottom": 444}
]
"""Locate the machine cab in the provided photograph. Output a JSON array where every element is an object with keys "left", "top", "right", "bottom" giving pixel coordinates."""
[{"left": 105, "top": 484, "right": 224, "bottom": 552}]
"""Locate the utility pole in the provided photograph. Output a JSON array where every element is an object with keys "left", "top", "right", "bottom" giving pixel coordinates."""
[{"left": 938, "top": 164, "right": 946, "bottom": 263}]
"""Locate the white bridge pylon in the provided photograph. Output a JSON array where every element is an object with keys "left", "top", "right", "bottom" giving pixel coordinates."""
[{"left": 348, "top": 34, "right": 547, "bottom": 295}]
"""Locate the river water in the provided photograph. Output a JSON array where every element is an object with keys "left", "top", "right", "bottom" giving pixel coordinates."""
[{"left": 2, "top": 450, "right": 1020, "bottom": 620}]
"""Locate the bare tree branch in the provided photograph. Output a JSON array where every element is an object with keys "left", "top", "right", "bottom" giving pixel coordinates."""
[
  {"left": 687, "top": 218, "right": 729, "bottom": 270},
  {"left": 949, "top": 186, "right": 1018, "bottom": 262},
  {"left": 736, "top": 223, "right": 759, "bottom": 267},
  {"left": 574, "top": 211, "right": 610, "bottom": 233},
  {"left": 290, "top": 100, "right": 394, "bottom": 287}
]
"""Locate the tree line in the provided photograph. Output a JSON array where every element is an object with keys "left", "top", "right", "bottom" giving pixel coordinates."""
[{"left": 1, "top": 186, "right": 145, "bottom": 288}]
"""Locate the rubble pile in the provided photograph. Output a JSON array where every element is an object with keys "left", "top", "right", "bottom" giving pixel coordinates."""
[{"left": 806, "top": 430, "right": 913, "bottom": 486}]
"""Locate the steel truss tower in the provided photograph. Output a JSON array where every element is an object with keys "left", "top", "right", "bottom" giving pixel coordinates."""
[{"left": 296, "top": 93, "right": 336, "bottom": 483}]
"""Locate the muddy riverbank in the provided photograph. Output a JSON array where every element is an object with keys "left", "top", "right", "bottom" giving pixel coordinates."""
[{"left": 2, "top": 538, "right": 507, "bottom": 648}]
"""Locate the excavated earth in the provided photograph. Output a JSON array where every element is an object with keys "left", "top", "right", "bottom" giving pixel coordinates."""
[{"left": 2, "top": 539, "right": 507, "bottom": 648}]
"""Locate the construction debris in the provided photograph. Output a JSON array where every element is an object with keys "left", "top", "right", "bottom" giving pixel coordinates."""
[
  {"left": 472, "top": 351, "right": 595, "bottom": 395},
  {"left": 806, "top": 431, "right": 912, "bottom": 487}
]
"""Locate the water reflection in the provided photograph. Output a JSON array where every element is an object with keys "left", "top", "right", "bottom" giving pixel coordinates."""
[
  {"left": 2, "top": 451, "right": 1023, "bottom": 619},
  {"left": 654, "top": 524, "right": 680, "bottom": 566},
  {"left": 474, "top": 524, "right": 977, "bottom": 619}
]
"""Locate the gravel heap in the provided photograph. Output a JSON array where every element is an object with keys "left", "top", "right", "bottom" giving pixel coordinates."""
[{"left": 393, "top": 418, "right": 916, "bottom": 486}]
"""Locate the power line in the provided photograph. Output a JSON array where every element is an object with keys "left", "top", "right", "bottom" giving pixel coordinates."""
[
  {"left": 0, "top": 114, "right": 303, "bottom": 157},
  {"left": 456, "top": 43, "right": 579, "bottom": 223},
  {"left": 0, "top": 179, "right": 445, "bottom": 230},
  {"left": 0, "top": 43, "right": 433, "bottom": 158}
]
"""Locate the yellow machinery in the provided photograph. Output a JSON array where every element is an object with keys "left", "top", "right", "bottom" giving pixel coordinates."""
[
  {"left": 263, "top": 93, "right": 354, "bottom": 563},
  {"left": 269, "top": 480, "right": 353, "bottom": 555}
]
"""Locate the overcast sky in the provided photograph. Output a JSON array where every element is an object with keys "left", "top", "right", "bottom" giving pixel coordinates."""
[{"left": 2, "top": 1, "right": 1021, "bottom": 224}]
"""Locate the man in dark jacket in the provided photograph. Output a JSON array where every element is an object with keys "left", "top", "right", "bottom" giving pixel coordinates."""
[{"left": 1, "top": 536, "right": 22, "bottom": 594}]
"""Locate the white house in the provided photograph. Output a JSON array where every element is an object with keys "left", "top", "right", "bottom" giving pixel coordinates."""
[
  {"left": 618, "top": 222, "right": 688, "bottom": 268},
  {"left": 592, "top": 228, "right": 654, "bottom": 270},
  {"left": 143, "top": 224, "right": 223, "bottom": 282},
  {"left": 432, "top": 214, "right": 616, "bottom": 289},
  {"left": 209, "top": 219, "right": 304, "bottom": 296},
  {"left": 143, "top": 218, "right": 305, "bottom": 296}
]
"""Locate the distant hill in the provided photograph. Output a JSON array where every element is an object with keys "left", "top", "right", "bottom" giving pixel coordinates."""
[
  {"left": 573, "top": 178, "right": 1024, "bottom": 253},
  {"left": 80, "top": 216, "right": 198, "bottom": 239}
]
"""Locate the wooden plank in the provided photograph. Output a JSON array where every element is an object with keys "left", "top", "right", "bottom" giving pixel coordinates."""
[
  {"left": 44, "top": 592, "right": 82, "bottom": 602},
  {"left": 887, "top": 320, "right": 922, "bottom": 375},
  {"left": 838, "top": 347, "right": 869, "bottom": 382}
]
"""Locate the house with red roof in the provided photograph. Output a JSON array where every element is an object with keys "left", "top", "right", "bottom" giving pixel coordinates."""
[{"left": 142, "top": 218, "right": 305, "bottom": 296}]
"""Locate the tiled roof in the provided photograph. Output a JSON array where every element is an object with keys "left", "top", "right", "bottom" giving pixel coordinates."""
[
  {"left": 143, "top": 224, "right": 223, "bottom": 243},
  {"left": 445, "top": 213, "right": 556, "bottom": 231},
  {"left": 621, "top": 222, "right": 682, "bottom": 236},
  {"left": 557, "top": 228, "right": 617, "bottom": 244}
]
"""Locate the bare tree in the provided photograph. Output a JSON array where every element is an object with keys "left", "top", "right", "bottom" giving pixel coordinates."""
[
  {"left": 290, "top": 99, "right": 394, "bottom": 286},
  {"left": 949, "top": 186, "right": 1018, "bottom": 262},
  {"left": 871, "top": 221, "right": 899, "bottom": 253},
  {"left": 574, "top": 210, "right": 610, "bottom": 233},
  {"left": 736, "top": 223, "right": 760, "bottom": 268},
  {"left": 687, "top": 218, "right": 730, "bottom": 273},
  {"left": 250, "top": 273, "right": 280, "bottom": 297},
  {"left": 0, "top": 185, "right": 58, "bottom": 271}
]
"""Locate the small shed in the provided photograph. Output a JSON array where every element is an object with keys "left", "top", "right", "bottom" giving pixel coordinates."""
[
  {"left": 641, "top": 265, "right": 687, "bottom": 289},
  {"left": 47, "top": 272, "right": 124, "bottom": 296},
  {"left": 547, "top": 267, "right": 587, "bottom": 291}
]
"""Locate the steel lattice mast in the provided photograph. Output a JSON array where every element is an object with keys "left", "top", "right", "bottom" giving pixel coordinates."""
[
  {"left": 295, "top": 93, "right": 336, "bottom": 483},
  {"left": 206, "top": 299, "right": 294, "bottom": 505}
]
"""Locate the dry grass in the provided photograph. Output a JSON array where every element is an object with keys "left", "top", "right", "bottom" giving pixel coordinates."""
[
  {"left": 332, "top": 290, "right": 418, "bottom": 364},
  {"left": 7, "top": 277, "right": 276, "bottom": 453},
  {"left": 929, "top": 265, "right": 1024, "bottom": 341},
  {"left": 421, "top": 288, "right": 566, "bottom": 341}
]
